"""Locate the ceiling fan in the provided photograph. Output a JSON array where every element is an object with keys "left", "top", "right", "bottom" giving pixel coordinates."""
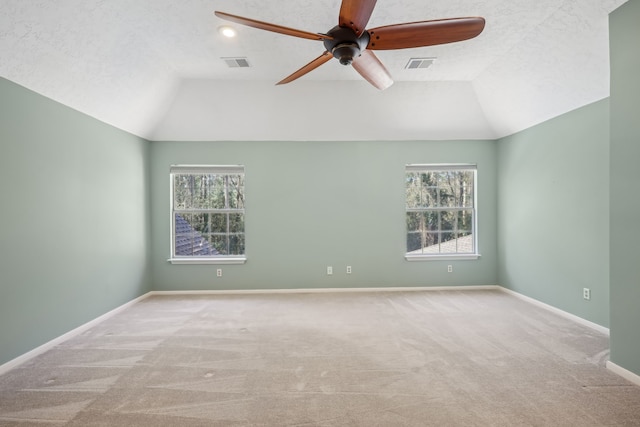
[{"left": 215, "top": 0, "right": 485, "bottom": 90}]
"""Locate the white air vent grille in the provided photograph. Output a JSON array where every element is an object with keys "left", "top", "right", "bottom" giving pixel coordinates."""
[
  {"left": 223, "top": 57, "right": 250, "bottom": 68},
  {"left": 405, "top": 57, "right": 436, "bottom": 69}
]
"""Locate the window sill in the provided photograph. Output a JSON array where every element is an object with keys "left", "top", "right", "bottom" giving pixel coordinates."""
[
  {"left": 405, "top": 254, "right": 480, "bottom": 262},
  {"left": 168, "top": 257, "right": 247, "bottom": 265}
]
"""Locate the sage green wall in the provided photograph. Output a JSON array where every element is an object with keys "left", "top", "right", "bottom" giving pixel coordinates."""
[
  {"left": 0, "top": 78, "right": 151, "bottom": 366},
  {"left": 610, "top": 0, "right": 640, "bottom": 376},
  {"left": 497, "top": 99, "right": 610, "bottom": 327},
  {"left": 150, "top": 140, "right": 497, "bottom": 290}
]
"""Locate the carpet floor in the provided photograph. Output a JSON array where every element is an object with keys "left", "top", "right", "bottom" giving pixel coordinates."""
[{"left": 1, "top": 289, "right": 639, "bottom": 426}]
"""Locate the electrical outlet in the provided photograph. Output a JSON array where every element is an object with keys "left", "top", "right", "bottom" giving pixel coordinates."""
[
  {"left": 327, "top": 266, "right": 333, "bottom": 275},
  {"left": 447, "top": 265, "right": 453, "bottom": 273},
  {"left": 583, "top": 288, "right": 591, "bottom": 300},
  {"left": 216, "top": 268, "right": 222, "bottom": 277},
  {"left": 346, "top": 265, "right": 352, "bottom": 274}
]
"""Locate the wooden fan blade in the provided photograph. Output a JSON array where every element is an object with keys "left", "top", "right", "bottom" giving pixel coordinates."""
[
  {"left": 367, "top": 17, "right": 485, "bottom": 50},
  {"left": 339, "top": 0, "right": 378, "bottom": 36},
  {"left": 215, "top": 11, "right": 332, "bottom": 41},
  {"left": 276, "top": 51, "right": 334, "bottom": 85},
  {"left": 352, "top": 50, "right": 393, "bottom": 90}
]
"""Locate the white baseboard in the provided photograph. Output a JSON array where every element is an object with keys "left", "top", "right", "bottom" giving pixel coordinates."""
[
  {"left": 606, "top": 361, "right": 640, "bottom": 387},
  {"left": 498, "top": 286, "right": 609, "bottom": 335},
  {"left": 149, "top": 285, "right": 500, "bottom": 296},
  {"left": 0, "top": 292, "right": 153, "bottom": 376}
]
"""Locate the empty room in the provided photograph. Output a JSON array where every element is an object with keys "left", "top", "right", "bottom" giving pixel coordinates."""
[{"left": 1, "top": 0, "right": 640, "bottom": 425}]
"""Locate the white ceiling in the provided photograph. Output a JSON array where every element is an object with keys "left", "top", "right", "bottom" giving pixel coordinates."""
[{"left": 0, "top": 0, "right": 626, "bottom": 141}]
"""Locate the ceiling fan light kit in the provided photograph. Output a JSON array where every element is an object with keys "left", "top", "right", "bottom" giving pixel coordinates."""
[{"left": 215, "top": 0, "right": 485, "bottom": 90}]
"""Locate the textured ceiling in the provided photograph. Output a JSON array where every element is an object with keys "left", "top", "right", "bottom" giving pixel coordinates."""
[{"left": 0, "top": 0, "right": 627, "bottom": 141}]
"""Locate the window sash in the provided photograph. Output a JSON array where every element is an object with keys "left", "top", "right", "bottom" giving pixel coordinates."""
[
  {"left": 170, "top": 165, "right": 245, "bottom": 260},
  {"left": 170, "top": 165, "right": 244, "bottom": 175},
  {"left": 405, "top": 164, "right": 477, "bottom": 257},
  {"left": 405, "top": 163, "right": 476, "bottom": 172}
]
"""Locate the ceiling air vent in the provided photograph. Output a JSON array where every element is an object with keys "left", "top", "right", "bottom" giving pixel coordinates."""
[
  {"left": 405, "top": 57, "right": 436, "bottom": 69},
  {"left": 223, "top": 57, "right": 250, "bottom": 68}
]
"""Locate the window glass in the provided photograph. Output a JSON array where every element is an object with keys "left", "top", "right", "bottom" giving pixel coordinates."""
[
  {"left": 405, "top": 165, "right": 476, "bottom": 257},
  {"left": 170, "top": 166, "right": 245, "bottom": 260}
]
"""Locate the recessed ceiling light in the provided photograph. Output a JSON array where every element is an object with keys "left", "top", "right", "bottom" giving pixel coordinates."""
[{"left": 218, "top": 26, "right": 237, "bottom": 38}]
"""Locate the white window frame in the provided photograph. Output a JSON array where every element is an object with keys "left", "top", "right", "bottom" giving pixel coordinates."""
[
  {"left": 405, "top": 163, "right": 479, "bottom": 261},
  {"left": 168, "top": 165, "right": 246, "bottom": 265}
]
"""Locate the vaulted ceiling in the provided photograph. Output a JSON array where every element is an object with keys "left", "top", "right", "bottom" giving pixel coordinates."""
[{"left": 0, "top": 0, "right": 626, "bottom": 141}]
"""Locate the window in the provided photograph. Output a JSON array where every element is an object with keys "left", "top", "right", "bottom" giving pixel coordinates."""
[
  {"left": 405, "top": 164, "right": 478, "bottom": 260},
  {"left": 169, "top": 165, "right": 245, "bottom": 264}
]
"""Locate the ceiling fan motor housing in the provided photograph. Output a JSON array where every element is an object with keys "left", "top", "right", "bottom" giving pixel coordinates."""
[{"left": 324, "top": 26, "right": 370, "bottom": 65}]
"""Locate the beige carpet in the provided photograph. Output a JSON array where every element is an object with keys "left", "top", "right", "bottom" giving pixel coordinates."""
[{"left": 1, "top": 289, "right": 639, "bottom": 426}]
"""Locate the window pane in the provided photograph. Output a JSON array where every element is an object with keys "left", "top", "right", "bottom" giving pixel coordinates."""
[
  {"left": 456, "top": 231, "right": 474, "bottom": 253},
  {"left": 209, "top": 213, "right": 228, "bottom": 233},
  {"left": 424, "top": 186, "right": 438, "bottom": 207},
  {"left": 195, "top": 175, "right": 212, "bottom": 209},
  {"left": 227, "top": 175, "right": 244, "bottom": 209},
  {"left": 421, "top": 173, "right": 438, "bottom": 207},
  {"left": 406, "top": 212, "right": 422, "bottom": 232},
  {"left": 174, "top": 213, "right": 191, "bottom": 236},
  {"left": 440, "top": 186, "right": 462, "bottom": 208},
  {"left": 425, "top": 211, "right": 438, "bottom": 231},
  {"left": 209, "top": 175, "right": 226, "bottom": 209},
  {"left": 229, "top": 234, "right": 245, "bottom": 255},
  {"left": 210, "top": 235, "right": 229, "bottom": 255},
  {"left": 406, "top": 173, "right": 422, "bottom": 208},
  {"left": 194, "top": 175, "right": 211, "bottom": 209},
  {"left": 173, "top": 175, "right": 193, "bottom": 209},
  {"left": 440, "top": 210, "right": 456, "bottom": 231},
  {"left": 439, "top": 232, "right": 457, "bottom": 253},
  {"left": 448, "top": 183, "right": 460, "bottom": 207},
  {"left": 200, "top": 213, "right": 211, "bottom": 233},
  {"left": 189, "top": 212, "right": 208, "bottom": 233},
  {"left": 406, "top": 232, "right": 423, "bottom": 253},
  {"left": 457, "top": 210, "right": 473, "bottom": 231},
  {"left": 461, "top": 177, "right": 474, "bottom": 208},
  {"left": 423, "top": 232, "right": 440, "bottom": 253},
  {"left": 229, "top": 213, "right": 244, "bottom": 233}
]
